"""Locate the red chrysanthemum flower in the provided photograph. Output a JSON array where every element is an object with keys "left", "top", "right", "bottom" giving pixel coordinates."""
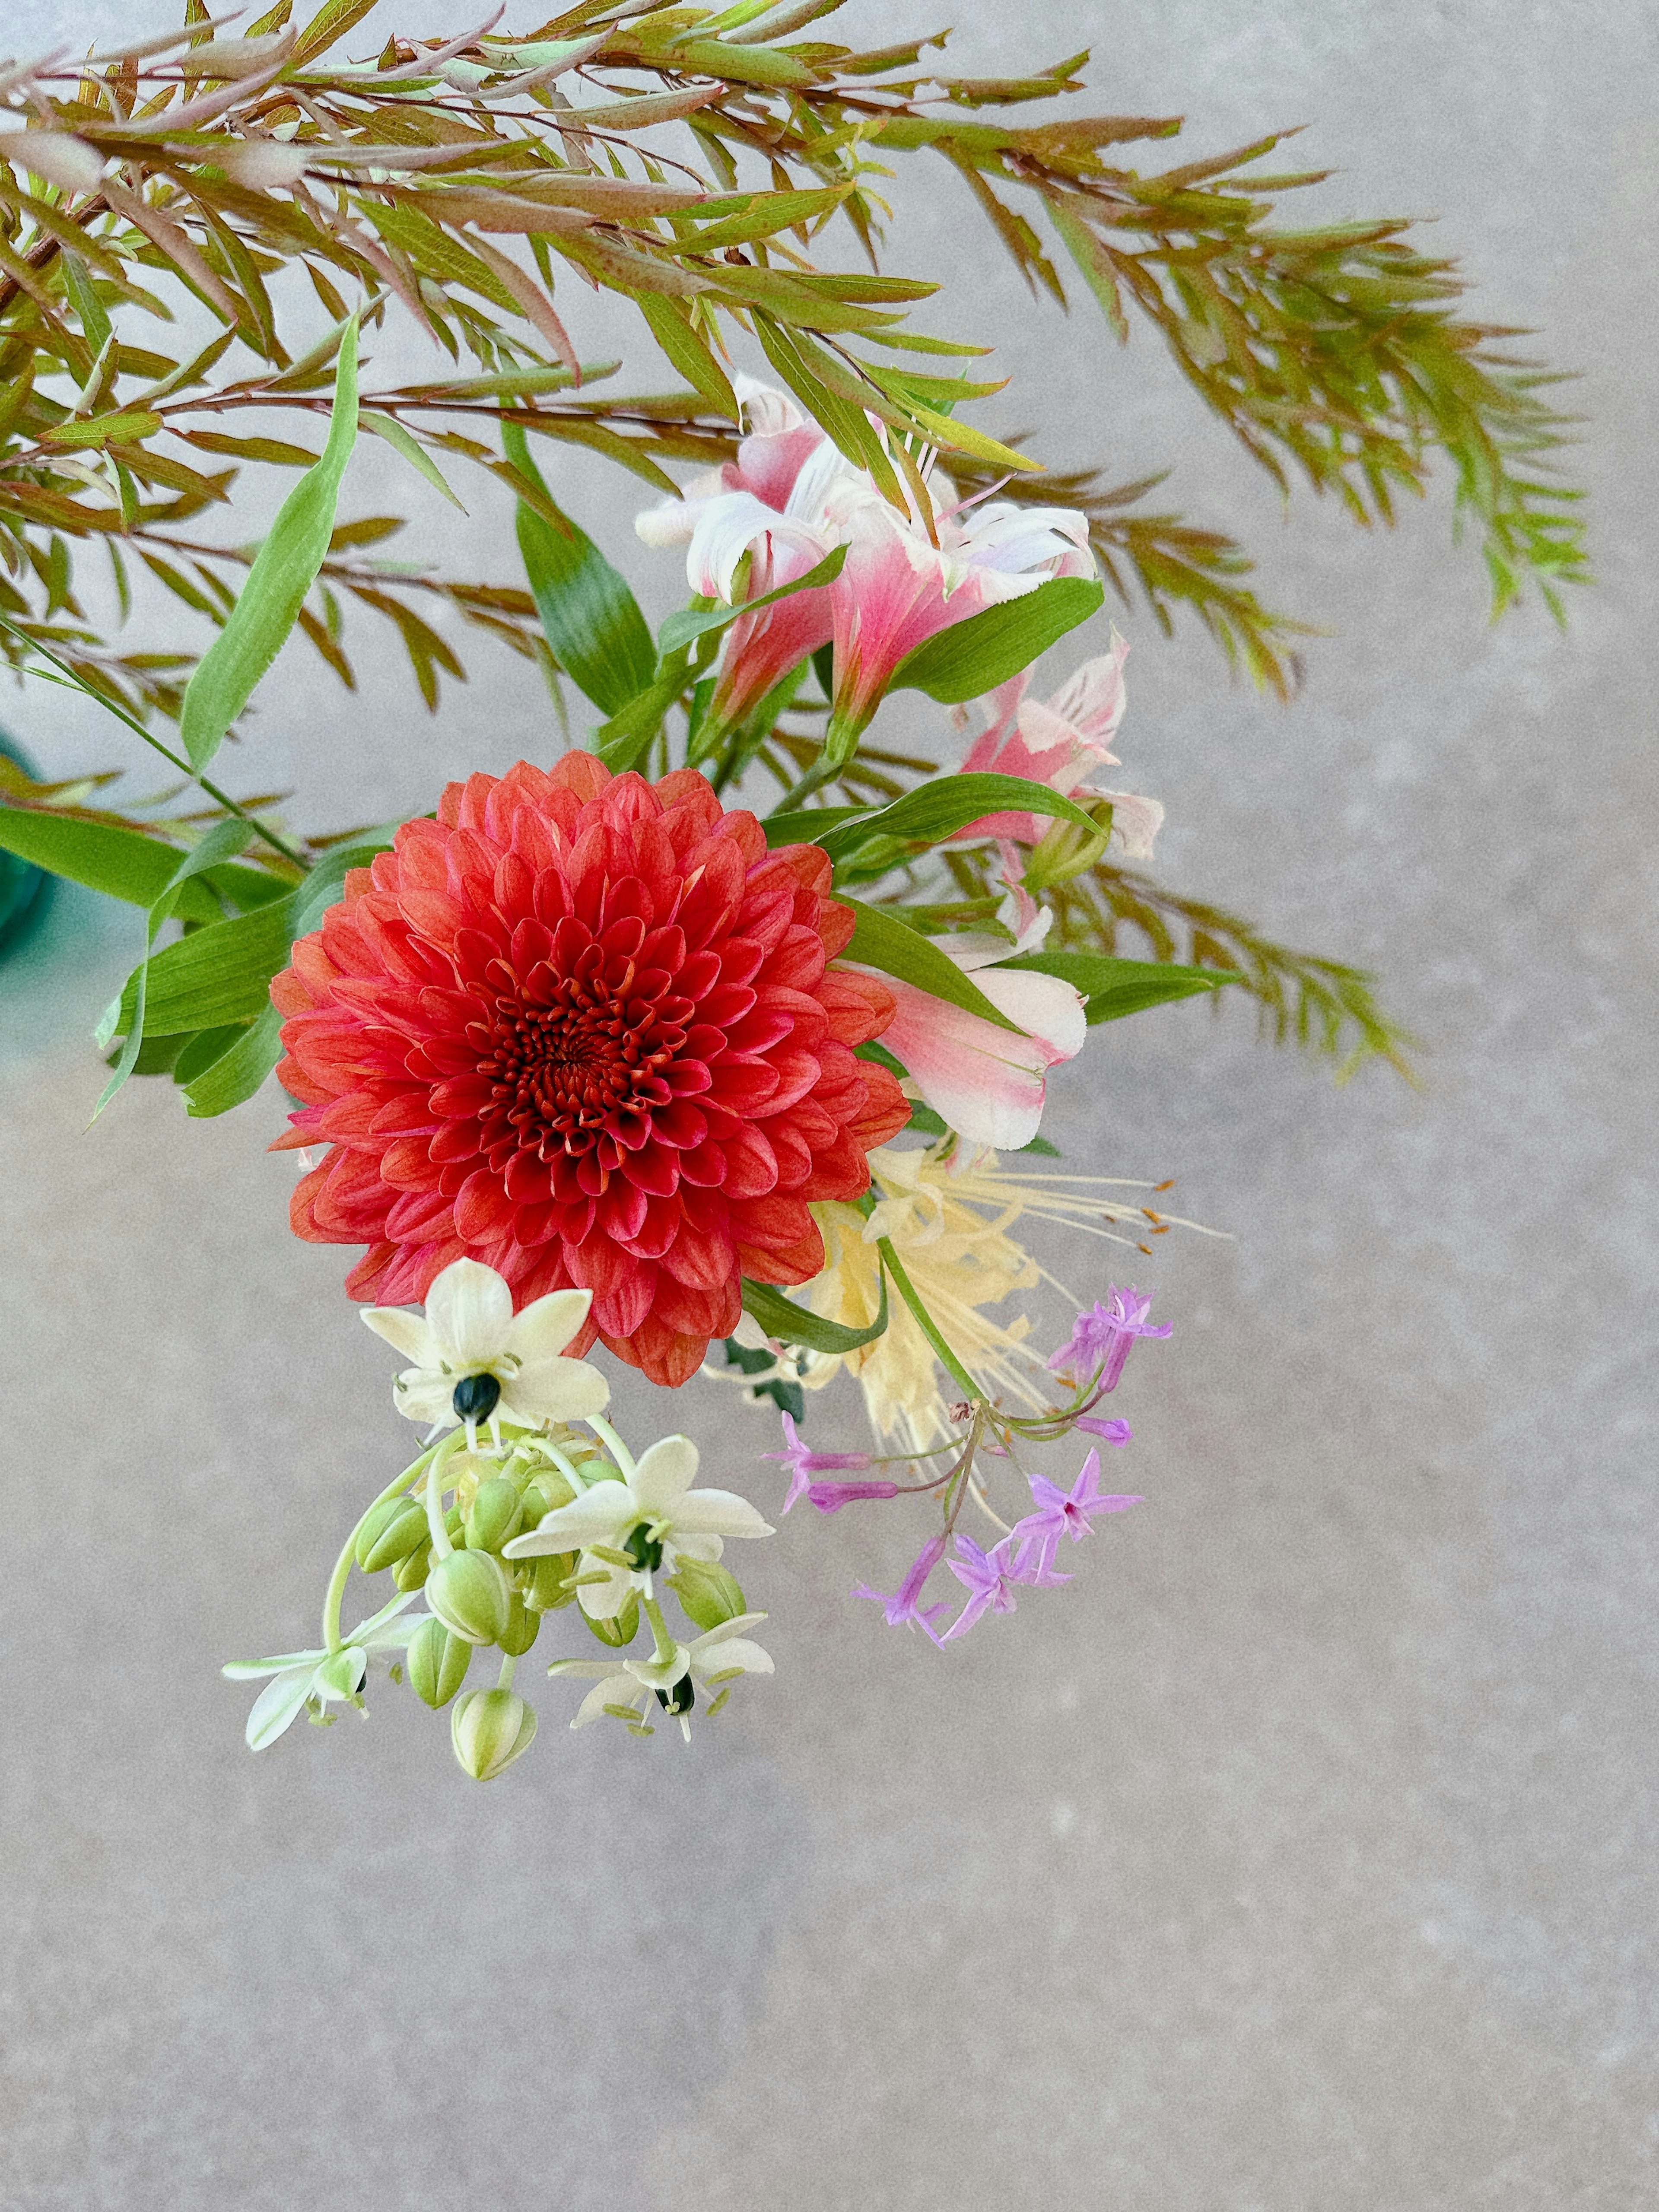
[{"left": 272, "top": 753, "right": 909, "bottom": 1386}]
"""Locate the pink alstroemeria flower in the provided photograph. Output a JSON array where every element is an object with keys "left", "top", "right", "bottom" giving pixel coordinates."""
[
  {"left": 822, "top": 475, "right": 1096, "bottom": 750},
  {"left": 951, "top": 634, "right": 1163, "bottom": 859},
  {"left": 856, "top": 890, "right": 1086, "bottom": 1150},
  {"left": 636, "top": 377, "right": 848, "bottom": 734}
]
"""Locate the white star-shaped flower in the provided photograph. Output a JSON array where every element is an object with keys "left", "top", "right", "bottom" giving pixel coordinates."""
[
  {"left": 362, "top": 1258, "right": 609, "bottom": 1441},
  {"left": 503, "top": 1435, "right": 772, "bottom": 1619},
  {"left": 550, "top": 1615, "right": 775, "bottom": 1741},
  {"left": 223, "top": 1592, "right": 425, "bottom": 1749}
]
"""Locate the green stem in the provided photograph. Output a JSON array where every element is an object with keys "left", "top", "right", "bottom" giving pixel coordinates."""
[
  {"left": 0, "top": 618, "right": 306, "bottom": 869},
  {"left": 323, "top": 1444, "right": 439, "bottom": 1655},
  {"left": 585, "top": 1414, "right": 637, "bottom": 1479},
  {"left": 641, "top": 1592, "right": 679, "bottom": 1667},
  {"left": 537, "top": 1437, "right": 588, "bottom": 1494},
  {"left": 496, "top": 1653, "right": 518, "bottom": 1691},
  {"left": 425, "top": 1430, "right": 465, "bottom": 1563},
  {"left": 876, "top": 1236, "right": 982, "bottom": 1403}
]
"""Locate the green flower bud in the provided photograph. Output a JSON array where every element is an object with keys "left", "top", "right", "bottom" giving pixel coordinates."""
[
  {"left": 451, "top": 1688, "right": 537, "bottom": 1782},
  {"left": 354, "top": 1495, "right": 409, "bottom": 1571},
  {"left": 314, "top": 1645, "right": 366, "bottom": 1700},
  {"left": 499, "top": 1592, "right": 540, "bottom": 1658},
  {"left": 407, "top": 1615, "right": 472, "bottom": 1709},
  {"left": 665, "top": 1556, "right": 747, "bottom": 1633},
  {"left": 521, "top": 1548, "right": 577, "bottom": 1613},
  {"left": 394, "top": 1541, "right": 432, "bottom": 1593},
  {"left": 464, "top": 1477, "right": 523, "bottom": 1555},
  {"left": 359, "top": 1499, "right": 429, "bottom": 1575},
  {"left": 445, "top": 1503, "right": 464, "bottom": 1544},
  {"left": 583, "top": 1589, "right": 640, "bottom": 1649},
  {"left": 520, "top": 1470, "right": 575, "bottom": 1522},
  {"left": 426, "top": 1549, "right": 512, "bottom": 1646}
]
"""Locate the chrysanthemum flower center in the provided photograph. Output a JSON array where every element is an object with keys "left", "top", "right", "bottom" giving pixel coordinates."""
[{"left": 467, "top": 950, "right": 686, "bottom": 1159}]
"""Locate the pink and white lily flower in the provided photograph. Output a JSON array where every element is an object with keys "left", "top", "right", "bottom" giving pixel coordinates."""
[
  {"left": 952, "top": 633, "right": 1164, "bottom": 859},
  {"left": 636, "top": 376, "right": 848, "bottom": 733},
  {"left": 858, "top": 879, "right": 1087, "bottom": 1150},
  {"left": 636, "top": 379, "right": 1096, "bottom": 752},
  {"left": 821, "top": 472, "right": 1096, "bottom": 750}
]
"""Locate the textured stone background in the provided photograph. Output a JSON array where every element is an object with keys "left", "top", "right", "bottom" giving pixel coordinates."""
[{"left": 2, "top": 3, "right": 1656, "bottom": 2205}]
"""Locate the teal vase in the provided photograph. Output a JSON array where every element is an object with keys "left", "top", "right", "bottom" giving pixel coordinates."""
[{"left": 0, "top": 731, "right": 49, "bottom": 962}]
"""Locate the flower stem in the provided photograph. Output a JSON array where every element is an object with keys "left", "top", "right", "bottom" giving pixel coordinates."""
[
  {"left": 322, "top": 1444, "right": 440, "bottom": 1655},
  {"left": 876, "top": 1236, "right": 982, "bottom": 1404},
  {"left": 641, "top": 1593, "right": 679, "bottom": 1668},
  {"left": 538, "top": 1438, "right": 588, "bottom": 1494},
  {"left": 584, "top": 1413, "right": 637, "bottom": 1479},
  {"left": 425, "top": 1430, "right": 464, "bottom": 1563},
  {"left": 496, "top": 1653, "right": 518, "bottom": 1691}
]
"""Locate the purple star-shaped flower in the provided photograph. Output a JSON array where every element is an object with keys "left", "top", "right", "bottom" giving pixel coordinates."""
[
  {"left": 1047, "top": 1287, "right": 1171, "bottom": 1392},
  {"left": 1010, "top": 1449, "right": 1141, "bottom": 1580},
  {"left": 941, "top": 1534, "right": 1023, "bottom": 1641},
  {"left": 762, "top": 1412, "right": 875, "bottom": 1513},
  {"left": 853, "top": 1533, "right": 950, "bottom": 1645}
]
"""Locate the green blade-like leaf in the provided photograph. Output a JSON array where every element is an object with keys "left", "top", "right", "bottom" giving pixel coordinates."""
[
  {"left": 503, "top": 421, "right": 656, "bottom": 714},
  {"left": 360, "top": 412, "right": 467, "bottom": 511},
  {"left": 760, "top": 804, "right": 875, "bottom": 849},
  {"left": 741, "top": 1268, "right": 889, "bottom": 1354},
  {"left": 108, "top": 897, "right": 296, "bottom": 1040},
  {"left": 839, "top": 898, "right": 1023, "bottom": 1033},
  {"left": 1001, "top": 949, "right": 1237, "bottom": 1022},
  {"left": 0, "top": 808, "right": 283, "bottom": 919},
  {"left": 92, "top": 819, "right": 255, "bottom": 1120},
  {"left": 890, "top": 577, "right": 1104, "bottom": 704},
  {"left": 181, "top": 1000, "right": 286, "bottom": 1117},
  {"left": 178, "top": 321, "right": 361, "bottom": 774},
  {"left": 816, "top": 771, "right": 1097, "bottom": 857},
  {"left": 657, "top": 543, "right": 846, "bottom": 657}
]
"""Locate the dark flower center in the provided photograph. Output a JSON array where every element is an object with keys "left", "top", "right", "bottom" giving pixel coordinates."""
[
  {"left": 469, "top": 949, "right": 688, "bottom": 1159},
  {"left": 622, "top": 1522, "right": 664, "bottom": 1574},
  {"left": 452, "top": 1371, "right": 502, "bottom": 1422},
  {"left": 655, "top": 1676, "right": 695, "bottom": 1717}
]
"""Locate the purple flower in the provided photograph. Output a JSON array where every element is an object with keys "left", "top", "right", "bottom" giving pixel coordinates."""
[
  {"left": 1074, "top": 1415, "right": 1132, "bottom": 1444},
  {"left": 762, "top": 1411, "right": 875, "bottom": 1513},
  {"left": 807, "top": 1479, "right": 900, "bottom": 1514},
  {"left": 941, "top": 1535, "right": 1022, "bottom": 1641},
  {"left": 1047, "top": 1287, "right": 1171, "bottom": 1392},
  {"left": 853, "top": 1533, "right": 951, "bottom": 1644},
  {"left": 1010, "top": 1450, "right": 1141, "bottom": 1580}
]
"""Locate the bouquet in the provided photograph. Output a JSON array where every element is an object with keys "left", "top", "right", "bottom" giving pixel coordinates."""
[{"left": 0, "top": 3, "right": 1582, "bottom": 1777}]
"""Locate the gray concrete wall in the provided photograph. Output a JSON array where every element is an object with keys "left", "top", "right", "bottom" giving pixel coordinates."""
[{"left": 2, "top": 3, "right": 1655, "bottom": 2203}]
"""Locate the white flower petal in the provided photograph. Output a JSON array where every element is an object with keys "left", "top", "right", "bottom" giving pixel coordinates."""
[
  {"left": 500, "top": 1352, "right": 610, "bottom": 1427},
  {"left": 630, "top": 1436, "right": 700, "bottom": 1513},
  {"left": 571, "top": 1674, "right": 642, "bottom": 1727},
  {"left": 503, "top": 1288, "right": 594, "bottom": 1367},
  {"left": 635, "top": 494, "right": 696, "bottom": 547},
  {"left": 577, "top": 1557, "right": 635, "bottom": 1620},
  {"left": 623, "top": 1646, "right": 690, "bottom": 1691},
  {"left": 502, "top": 1489, "right": 633, "bottom": 1556},
  {"left": 969, "top": 967, "right": 1087, "bottom": 1062},
  {"left": 691, "top": 1637, "right": 774, "bottom": 1680},
  {"left": 689, "top": 1613, "right": 769, "bottom": 1653},
  {"left": 666, "top": 1487, "right": 774, "bottom": 1540},
  {"left": 732, "top": 372, "right": 803, "bottom": 435},
  {"left": 665, "top": 1531, "right": 723, "bottom": 1566},
  {"left": 392, "top": 1372, "right": 455, "bottom": 1425},
  {"left": 425, "top": 1258, "right": 513, "bottom": 1366},
  {"left": 360, "top": 1307, "right": 438, "bottom": 1365},
  {"left": 245, "top": 1665, "right": 319, "bottom": 1751}
]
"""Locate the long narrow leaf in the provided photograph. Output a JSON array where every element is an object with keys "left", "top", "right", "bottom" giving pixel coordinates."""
[
  {"left": 503, "top": 422, "right": 656, "bottom": 715},
  {"left": 177, "top": 321, "right": 360, "bottom": 773}
]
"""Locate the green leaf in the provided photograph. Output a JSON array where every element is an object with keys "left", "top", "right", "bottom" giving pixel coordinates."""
[
  {"left": 0, "top": 808, "right": 285, "bottom": 919},
  {"left": 890, "top": 578, "right": 1104, "bottom": 705},
  {"left": 593, "top": 671, "right": 686, "bottom": 772},
  {"left": 761, "top": 804, "right": 874, "bottom": 849},
  {"left": 108, "top": 896, "right": 296, "bottom": 1041},
  {"left": 181, "top": 1000, "right": 286, "bottom": 1117},
  {"left": 92, "top": 819, "right": 255, "bottom": 1120},
  {"left": 502, "top": 421, "right": 656, "bottom": 715},
  {"left": 289, "top": 833, "right": 399, "bottom": 941},
  {"left": 816, "top": 772, "right": 1097, "bottom": 857},
  {"left": 1000, "top": 949, "right": 1237, "bottom": 1023},
  {"left": 840, "top": 898, "right": 1023, "bottom": 1033},
  {"left": 177, "top": 320, "right": 360, "bottom": 775},
  {"left": 631, "top": 294, "right": 737, "bottom": 420},
  {"left": 741, "top": 1269, "right": 889, "bottom": 1354},
  {"left": 657, "top": 543, "right": 846, "bottom": 657},
  {"left": 360, "top": 412, "right": 467, "bottom": 512}
]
